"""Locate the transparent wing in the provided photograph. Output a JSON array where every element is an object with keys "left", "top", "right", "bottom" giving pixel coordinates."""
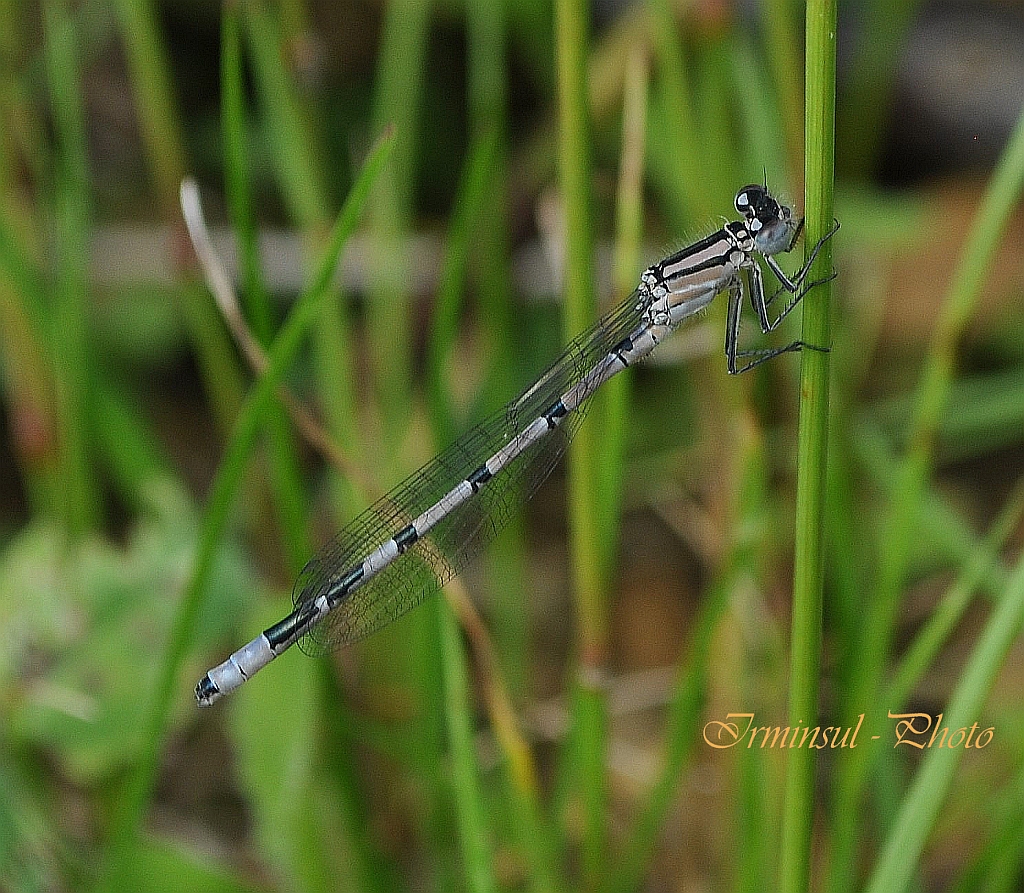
[{"left": 294, "top": 289, "right": 649, "bottom": 654}]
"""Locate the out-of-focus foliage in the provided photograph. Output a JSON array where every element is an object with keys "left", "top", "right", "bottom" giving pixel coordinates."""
[{"left": 1, "top": 1, "right": 1023, "bottom": 892}]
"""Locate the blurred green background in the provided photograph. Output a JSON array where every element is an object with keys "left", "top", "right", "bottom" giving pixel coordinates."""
[{"left": 2, "top": 0, "right": 1024, "bottom": 891}]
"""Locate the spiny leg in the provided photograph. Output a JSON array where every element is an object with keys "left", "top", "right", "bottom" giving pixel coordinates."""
[
  {"left": 727, "top": 268, "right": 832, "bottom": 375},
  {"left": 730, "top": 340, "right": 829, "bottom": 375},
  {"left": 748, "top": 260, "right": 772, "bottom": 333},
  {"left": 764, "top": 269, "right": 838, "bottom": 330},
  {"left": 748, "top": 253, "right": 834, "bottom": 335},
  {"left": 726, "top": 279, "right": 744, "bottom": 374},
  {"left": 764, "top": 218, "right": 840, "bottom": 308}
]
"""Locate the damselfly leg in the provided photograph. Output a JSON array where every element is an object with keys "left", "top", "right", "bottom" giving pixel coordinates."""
[
  {"left": 763, "top": 218, "right": 841, "bottom": 309},
  {"left": 726, "top": 218, "right": 839, "bottom": 374}
]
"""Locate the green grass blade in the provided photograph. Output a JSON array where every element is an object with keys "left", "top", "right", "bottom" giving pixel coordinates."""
[
  {"left": 837, "top": 0, "right": 925, "bottom": 178},
  {"left": 646, "top": 0, "right": 706, "bottom": 217},
  {"left": 43, "top": 0, "right": 98, "bottom": 536},
  {"left": 243, "top": 0, "right": 331, "bottom": 228},
  {"left": 863, "top": 549, "right": 1024, "bottom": 893},
  {"left": 439, "top": 601, "right": 499, "bottom": 893},
  {"left": 96, "top": 130, "right": 394, "bottom": 887},
  {"left": 111, "top": 0, "right": 187, "bottom": 211},
  {"left": 887, "top": 476, "right": 1024, "bottom": 710},
  {"left": 113, "top": 0, "right": 246, "bottom": 434},
  {"left": 221, "top": 1, "right": 308, "bottom": 573},
  {"left": 0, "top": 250, "right": 59, "bottom": 520},
  {"left": 595, "top": 45, "right": 646, "bottom": 586},
  {"left": 425, "top": 130, "right": 499, "bottom": 445},
  {"left": 422, "top": 128, "right": 502, "bottom": 893},
  {"left": 759, "top": 0, "right": 805, "bottom": 170},
  {"left": 365, "top": 0, "right": 431, "bottom": 442},
  {"left": 92, "top": 379, "right": 173, "bottom": 504},
  {"left": 242, "top": 0, "right": 363, "bottom": 532},
  {"left": 466, "top": 0, "right": 534, "bottom": 703},
  {"left": 554, "top": 0, "right": 609, "bottom": 882},
  {"left": 778, "top": 0, "right": 837, "bottom": 890},
  {"left": 222, "top": 3, "right": 271, "bottom": 341},
  {"left": 830, "top": 104, "right": 1024, "bottom": 893}
]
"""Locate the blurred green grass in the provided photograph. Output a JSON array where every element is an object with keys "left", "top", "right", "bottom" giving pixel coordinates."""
[{"left": 1, "top": 2, "right": 1024, "bottom": 892}]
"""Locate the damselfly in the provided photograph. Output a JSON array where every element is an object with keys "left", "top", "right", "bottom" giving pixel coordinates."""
[{"left": 196, "top": 184, "right": 838, "bottom": 706}]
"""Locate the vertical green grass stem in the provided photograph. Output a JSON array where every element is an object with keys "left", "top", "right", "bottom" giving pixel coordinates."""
[
  {"left": 0, "top": 278, "right": 60, "bottom": 515},
  {"left": 595, "top": 46, "right": 645, "bottom": 582},
  {"left": 425, "top": 127, "right": 558, "bottom": 893},
  {"left": 243, "top": 0, "right": 331, "bottom": 228},
  {"left": 365, "top": 0, "right": 431, "bottom": 441},
  {"left": 438, "top": 603, "right": 498, "bottom": 893},
  {"left": 554, "top": 0, "right": 609, "bottom": 883},
  {"left": 423, "top": 134, "right": 499, "bottom": 891},
  {"left": 555, "top": 0, "right": 598, "bottom": 669},
  {"left": 222, "top": 1, "right": 308, "bottom": 573},
  {"left": 43, "top": 0, "right": 98, "bottom": 535},
  {"left": 243, "top": 0, "right": 363, "bottom": 531},
  {"left": 115, "top": 0, "right": 245, "bottom": 433},
  {"left": 778, "top": 0, "right": 837, "bottom": 890},
  {"left": 647, "top": 0, "right": 705, "bottom": 217},
  {"left": 360, "top": 12, "right": 447, "bottom": 877},
  {"left": 837, "top": 0, "right": 924, "bottom": 178},
  {"left": 760, "top": 0, "right": 805, "bottom": 170},
  {"left": 465, "top": 0, "right": 531, "bottom": 697},
  {"left": 424, "top": 131, "right": 498, "bottom": 446},
  {"left": 112, "top": 0, "right": 187, "bottom": 210}
]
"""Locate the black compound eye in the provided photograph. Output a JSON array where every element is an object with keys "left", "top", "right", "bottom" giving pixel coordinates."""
[{"left": 735, "top": 183, "right": 766, "bottom": 215}]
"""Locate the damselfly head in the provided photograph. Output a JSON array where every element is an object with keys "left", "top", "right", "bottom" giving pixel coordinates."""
[{"left": 734, "top": 184, "right": 799, "bottom": 256}]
